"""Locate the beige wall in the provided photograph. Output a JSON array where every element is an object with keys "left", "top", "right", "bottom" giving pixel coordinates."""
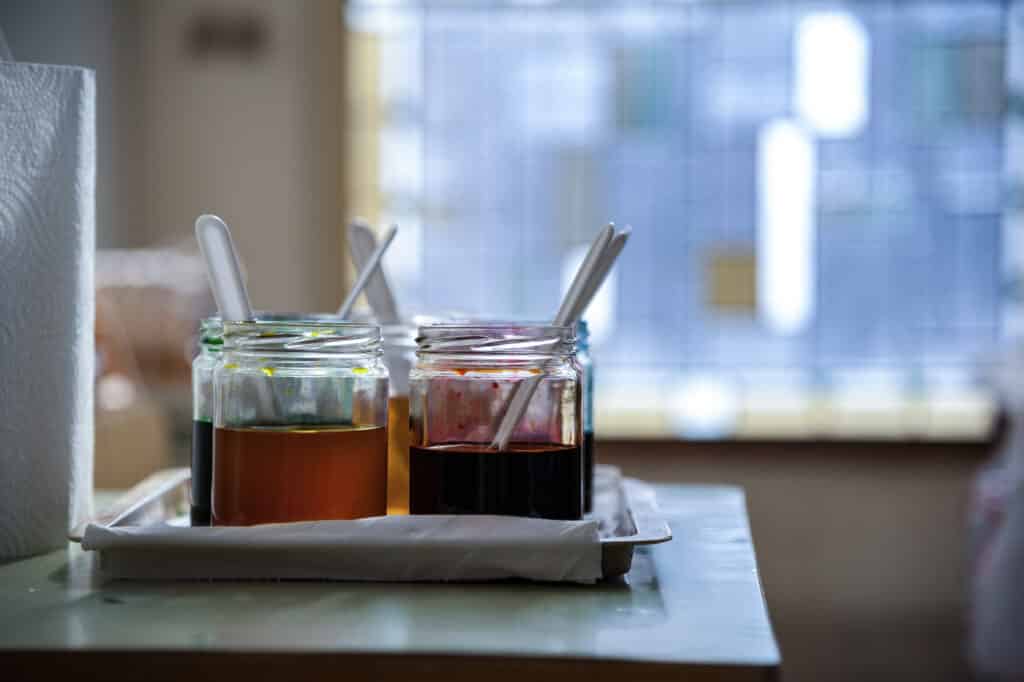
[
  {"left": 131, "top": 0, "right": 345, "bottom": 312},
  {"left": 1, "top": 1, "right": 347, "bottom": 309},
  {"left": 601, "top": 440, "right": 982, "bottom": 682},
  {"left": 0, "top": 0, "right": 128, "bottom": 247}
]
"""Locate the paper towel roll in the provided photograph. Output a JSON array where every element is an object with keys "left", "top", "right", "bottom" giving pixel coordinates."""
[{"left": 0, "top": 63, "right": 95, "bottom": 558}]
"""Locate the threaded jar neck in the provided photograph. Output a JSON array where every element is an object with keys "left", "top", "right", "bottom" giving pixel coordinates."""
[
  {"left": 416, "top": 322, "right": 575, "bottom": 366},
  {"left": 223, "top": 320, "right": 382, "bottom": 360}
]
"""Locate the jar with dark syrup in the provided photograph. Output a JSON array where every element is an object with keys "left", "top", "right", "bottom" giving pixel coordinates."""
[{"left": 409, "top": 323, "right": 582, "bottom": 520}]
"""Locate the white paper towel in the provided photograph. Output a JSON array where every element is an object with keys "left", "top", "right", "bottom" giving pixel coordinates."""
[{"left": 0, "top": 62, "right": 95, "bottom": 558}]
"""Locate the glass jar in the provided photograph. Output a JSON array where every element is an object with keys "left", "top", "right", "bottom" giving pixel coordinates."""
[
  {"left": 382, "top": 323, "right": 417, "bottom": 515},
  {"left": 190, "top": 317, "right": 223, "bottom": 526},
  {"left": 577, "top": 320, "right": 595, "bottom": 514},
  {"left": 212, "top": 320, "right": 388, "bottom": 525},
  {"left": 190, "top": 313, "right": 347, "bottom": 526},
  {"left": 409, "top": 323, "right": 582, "bottom": 520}
]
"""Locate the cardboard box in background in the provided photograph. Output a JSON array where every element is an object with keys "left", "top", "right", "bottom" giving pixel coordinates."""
[{"left": 94, "top": 399, "right": 172, "bottom": 490}]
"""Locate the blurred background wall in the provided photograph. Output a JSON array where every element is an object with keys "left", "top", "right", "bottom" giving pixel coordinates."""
[
  {"left": 0, "top": 1, "right": 129, "bottom": 247},
  {"left": 0, "top": 0, "right": 345, "bottom": 310}
]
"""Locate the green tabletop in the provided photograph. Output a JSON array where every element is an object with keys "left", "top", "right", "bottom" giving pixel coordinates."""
[{"left": 0, "top": 485, "right": 779, "bottom": 681}]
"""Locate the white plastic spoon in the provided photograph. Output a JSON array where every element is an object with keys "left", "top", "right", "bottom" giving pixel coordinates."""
[
  {"left": 195, "top": 214, "right": 278, "bottom": 415},
  {"left": 195, "top": 214, "right": 255, "bottom": 322},
  {"left": 554, "top": 223, "right": 615, "bottom": 326},
  {"left": 348, "top": 219, "right": 401, "bottom": 324},
  {"left": 566, "top": 227, "right": 631, "bottom": 324},
  {"left": 337, "top": 224, "right": 398, "bottom": 319},
  {"left": 490, "top": 224, "right": 627, "bottom": 450}
]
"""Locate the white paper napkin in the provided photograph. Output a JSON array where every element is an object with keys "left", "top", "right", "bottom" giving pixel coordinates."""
[{"left": 83, "top": 515, "right": 603, "bottom": 583}]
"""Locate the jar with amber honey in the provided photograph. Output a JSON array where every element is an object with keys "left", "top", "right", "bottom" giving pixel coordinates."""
[{"left": 212, "top": 320, "right": 388, "bottom": 525}]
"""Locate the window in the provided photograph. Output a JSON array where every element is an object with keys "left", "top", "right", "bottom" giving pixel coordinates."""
[{"left": 345, "top": 1, "right": 1006, "bottom": 440}]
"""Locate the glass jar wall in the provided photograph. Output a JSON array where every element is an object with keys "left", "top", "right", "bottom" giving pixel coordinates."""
[
  {"left": 190, "top": 317, "right": 222, "bottom": 526},
  {"left": 577, "top": 320, "right": 595, "bottom": 513}
]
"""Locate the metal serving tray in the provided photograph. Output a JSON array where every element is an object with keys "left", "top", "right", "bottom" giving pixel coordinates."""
[{"left": 70, "top": 464, "right": 671, "bottom": 580}]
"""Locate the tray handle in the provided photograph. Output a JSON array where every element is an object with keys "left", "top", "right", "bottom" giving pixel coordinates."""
[{"left": 69, "top": 467, "right": 191, "bottom": 542}]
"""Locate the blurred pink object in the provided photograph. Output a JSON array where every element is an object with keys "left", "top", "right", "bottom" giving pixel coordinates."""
[{"left": 96, "top": 245, "right": 214, "bottom": 387}]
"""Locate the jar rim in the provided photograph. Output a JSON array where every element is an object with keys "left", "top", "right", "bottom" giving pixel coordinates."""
[
  {"left": 201, "top": 311, "right": 345, "bottom": 326},
  {"left": 576, "top": 319, "right": 590, "bottom": 348},
  {"left": 420, "top": 321, "right": 574, "bottom": 333},
  {"left": 223, "top": 320, "right": 382, "bottom": 355},
  {"left": 381, "top": 322, "right": 419, "bottom": 350},
  {"left": 416, "top": 322, "right": 575, "bottom": 356}
]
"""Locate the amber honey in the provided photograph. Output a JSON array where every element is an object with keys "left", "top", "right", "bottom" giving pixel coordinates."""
[
  {"left": 387, "top": 395, "right": 411, "bottom": 514},
  {"left": 212, "top": 424, "right": 387, "bottom": 525}
]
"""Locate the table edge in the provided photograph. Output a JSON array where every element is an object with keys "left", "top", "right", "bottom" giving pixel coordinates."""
[{"left": 2, "top": 649, "right": 781, "bottom": 682}]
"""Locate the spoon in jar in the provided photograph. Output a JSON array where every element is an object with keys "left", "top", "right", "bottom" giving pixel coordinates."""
[
  {"left": 195, "top": 214, "right": 255, "bottom": 322},
  {"left": 195, "top": 214, "right": 279, "bottom": 414},
  {"left": 566, "top": 226, "right": 631, "bottom": 324},
  {"left": 348, "top": 219, "right": 402, "bottom": 324},
  {"left": 490, "top": 223, "right": 629, "bottom": 451}
]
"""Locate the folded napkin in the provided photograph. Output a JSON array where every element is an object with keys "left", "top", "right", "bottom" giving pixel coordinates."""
[{"left": 83, "top": 515, "right": 603, "bottom": 583}]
